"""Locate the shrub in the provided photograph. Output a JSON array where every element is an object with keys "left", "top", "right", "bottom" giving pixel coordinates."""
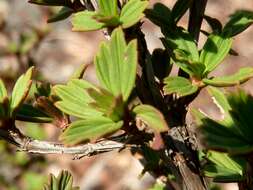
[{"left": 1, "top": 0, "right": 253, "bottom": 189}]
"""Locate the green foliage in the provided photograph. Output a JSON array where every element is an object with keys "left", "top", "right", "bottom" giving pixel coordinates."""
[
  {"left": 43, "top": 170, "right": 79, "bottom": 190},
  {"left": 95, "top": 28, "right": 137, "bottom": 101},
  {"left": 201, "top": 151, "right": 246, "bottom": 182},
  {"left": 145, "top": 3, "right": 172, "bottom": 28},
  {"left": 60, "top": 116, "right": 123, "bottom": 145},
  {"left": 132, "top": 105, "right": 168, "bottom": 132},
  {"left": 223, "top": 10, "right": 253, "bottom": 37},
  {"left": 10, "top": 67, "right": 34, "bottom": 116},
  {"left": 16, "top": 104, "right": 52, "bottom": 123},
  {"left": 203, "top": 67, "right": 253, "bottom": 87},
  {"left": 200, "top": 34, "right": 233, "bottom": 75},
  {"left": 163, "top": 76, "right": 198, "bottom": 97},
  {"left": 119, "top": 0, "right": 149, "bottom": 28},
  {"left": 5, "top": 0, "right": 253, "bottom": 189},
  {"left": 72, "top": 0, "right": 148, "bottom": 31},
  {"left": 54, "top": 79, "right": 102, "bottom": 119},
  {"left": 193, "top": 88, "right": 253, "bottom": 154}
]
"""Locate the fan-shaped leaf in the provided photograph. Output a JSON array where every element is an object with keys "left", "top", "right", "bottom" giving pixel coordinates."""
[
  {"left": 164, "top": 76, "right": 198, "bottom": 97},
  {"left": 95, "top": 28, "right": 137, "bottom": 101},
  {"left": 54, "top": 79, "right": 102, "bottom": 119},
  {"left": 72, "top": 11, "right": 105, "bottom": 31},
  {"left": 120, "top": 0, "right": 149, "bottom": 28},
  {"left": 60, "top": 116, "right": 123, "bottom": 145}
]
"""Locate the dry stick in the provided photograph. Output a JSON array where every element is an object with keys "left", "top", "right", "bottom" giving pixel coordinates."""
[{"left": 0, "top": 128, "right": 125, "bottom": 159}]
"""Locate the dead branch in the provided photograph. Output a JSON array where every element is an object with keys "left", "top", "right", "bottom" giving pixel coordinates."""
[{"left": 0, "top": 128, "right": 126, "bottom": 159}]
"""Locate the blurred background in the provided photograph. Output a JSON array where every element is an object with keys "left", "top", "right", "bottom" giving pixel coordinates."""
[{"left": 0, "top": 0, "right": 252, "bottom": 189}]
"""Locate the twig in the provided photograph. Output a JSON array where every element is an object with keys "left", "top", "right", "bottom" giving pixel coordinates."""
[{"left": 0, "top": 128, "right": 125, "bottom": 159}]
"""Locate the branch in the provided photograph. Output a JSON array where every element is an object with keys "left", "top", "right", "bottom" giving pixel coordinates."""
[{"left": 0, "top": 128, "right": 126, "bottom": 159}]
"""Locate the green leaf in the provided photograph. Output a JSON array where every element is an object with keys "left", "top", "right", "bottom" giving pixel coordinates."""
[
  {"left": 193, "top": 89, "right": 253, "bottom": 154},
  {"left": 0, "top": 79, "right": 7, "bottom": 103},
  {"left": 202, "top": 151, "right": 246, "bottom": 182},
  {"left": 48, "top": 7, "right": 74, "bottom": 23},
  {"left": 203, "top": 67, "right": 253, "bottom": 87},
  {"left": 54, "top": 80, "right": 103, "bottom": 119},
  {"left": 95, "top": 28, "right": 137, "bottom": 101},
  {"left": 171, "top": 0, "right": 192, "bottom": 23},
  {"left": 200, "top": 34, "right": 232, "bottom": 74},
  {"left": 120, "top": 0, "right": 149, "bottom": 28},
  {"left": 10, "top": 67, "right": 34, "bottom": 116},
  {"left": 98, "top": 0, "right": 118, "bottom": 17},
  {"left": 60, "top": 116, "right": 123, "bottom": 145},
  {"left": 132, "top": 104, "right": 168, "bottom": 132},
  {"left": 72, "top": 11, "right": 105, "bottom": 31},
  {"left": 16, "top": 104, "right": 52, "bottom": 123},
  {"left": 145, "top": 3, "right": 172, "bottom": 28},
  {"left": 162, "top": 29, "right": 199, "bottom": 63},
  {"left": 87, "top": 88, "right": 124, "bottom": 121},
  {"left": 163, "top": 76, "right": 198, "bottom": 97},
  {"left": 43, "top": 170, "right": 79, "bottom": 190},
  {"left": 171, "top": 49, "right": 205, "bottom": 77},
  {"left": 223, "top": 10, "right": 253, "bottom": 37}
]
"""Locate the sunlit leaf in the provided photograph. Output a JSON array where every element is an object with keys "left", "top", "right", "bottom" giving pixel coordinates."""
[
  {"left": 164, "top": 76, "right": 198, "bottom": 97},
  {"left": 98, "top": 0, "right": 118, "bottom": 17},
  {"left": 54, "top": 80, "right": 102, "bottom": 119},
  {"left": 200, "top": 34, "right": 232, "bottom": 74},
  {"left": 133, "top": 104, "right": 168, "bottom": 132},
  {"left": 203, "top": 67, "right": 253, "bottom": 87},
  {"left": 43, "top": 170, "right": 79, "bottom": 190},
  {"left": 120, "top": 0, "right": 149, "bottom": 28},
  {"left": 95, "top": 28, "right": 137, "bottom": 101},
  {"left": 10, "top": 67, "right": 34, "bottom": 116},
  {"left": 72, "top": 11, "right": 105, "bottom": 31},
  {"left": 87, "top": 88, "right": 124, "bottom": 121},
  {"left": 60, "top": 116, "right": 123, "bottom": 145}
]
